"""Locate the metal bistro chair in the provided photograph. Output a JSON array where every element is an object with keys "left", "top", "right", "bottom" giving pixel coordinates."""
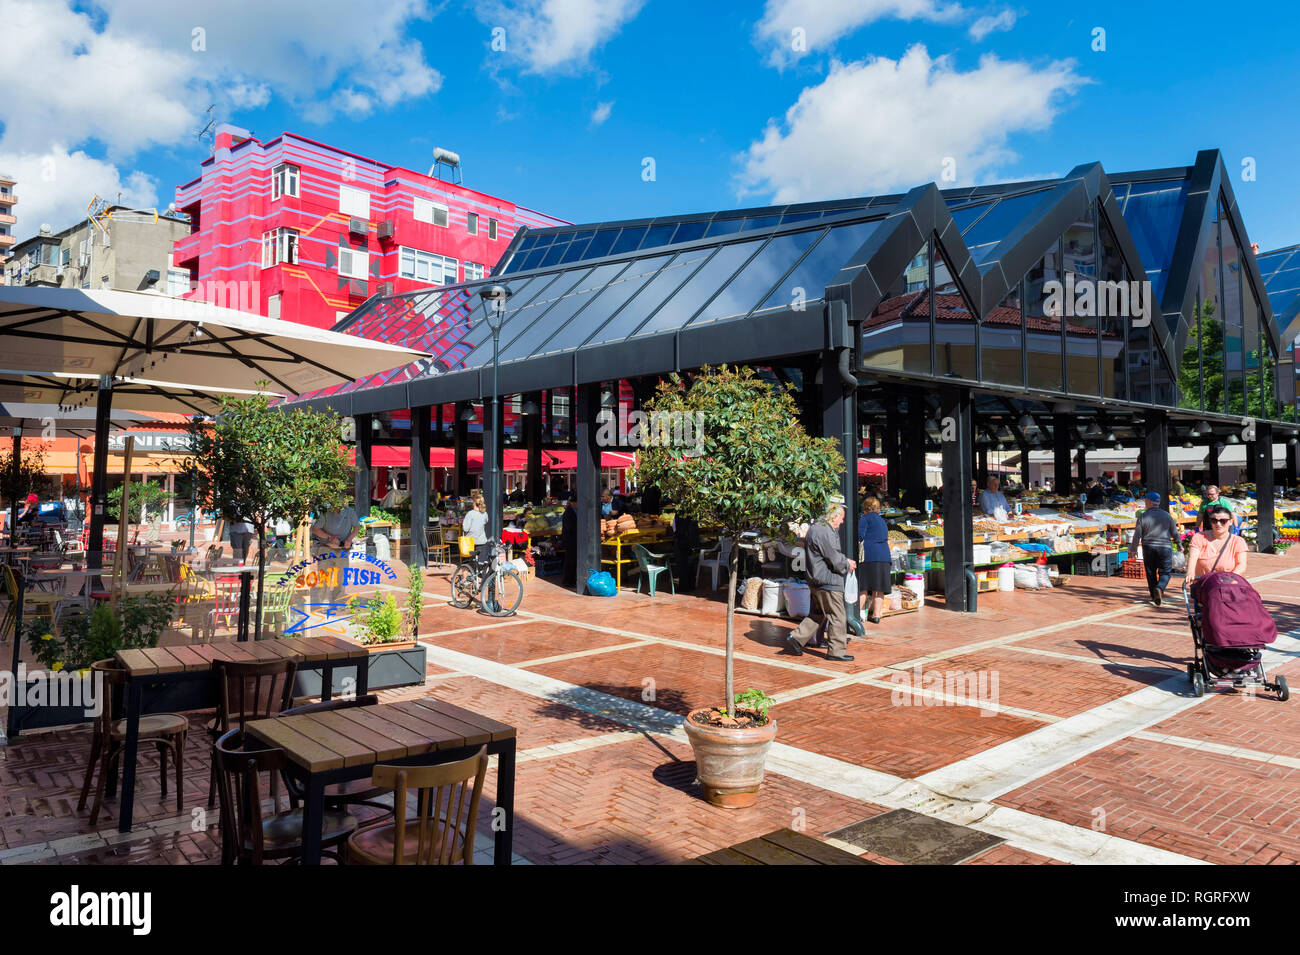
[
  {"left": 426, "top": 525, "right": 452, "bottom": 567},
  {"left": 346, "top": 745, "right": 489, "bottom": 866},
  {"left": 213, "top": 729, "right": 357, "bottom": 865},
  {"left": 208, "top": 576, "right": 242, "bottom": 637},
  {"left": 633, "top": 544, "right": 675, "bottom": 597},
  {"left": 78, "top": 658, "right": 188, "bottom": 827}
]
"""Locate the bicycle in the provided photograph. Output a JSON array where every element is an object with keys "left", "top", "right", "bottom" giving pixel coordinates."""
[{"left": 449, "top": 541, "right": 524, "bottom": 617}]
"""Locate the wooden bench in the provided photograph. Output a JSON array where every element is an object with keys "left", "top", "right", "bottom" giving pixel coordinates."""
[{"left": 688, "top": 828, "right": 874, "bottom": 865}]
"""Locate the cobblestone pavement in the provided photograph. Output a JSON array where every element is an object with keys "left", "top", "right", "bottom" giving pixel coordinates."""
[{"left": 3, "top": 549, "right": 1299, "bottom": 865}]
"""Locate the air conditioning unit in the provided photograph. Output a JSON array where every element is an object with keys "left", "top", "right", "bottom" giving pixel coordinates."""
[
  {"left": 78, "top": 252, "right": 90, "bottom": 268},
  {"left": 377, "top": 220, "right": 395, "bottom": 241},
  {"left": 378, "top": 281, "right": 394, "bottom": 296},
  {"left": 348, "top": 216, "right": 367, "bottom": 236}
]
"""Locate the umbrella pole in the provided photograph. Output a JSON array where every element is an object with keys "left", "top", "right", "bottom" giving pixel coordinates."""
[{"left": 112, "top": 437, "right": 135, "bottom": 605}]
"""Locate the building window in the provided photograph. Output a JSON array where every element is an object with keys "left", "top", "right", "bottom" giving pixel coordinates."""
[
  {"left": 339, "top": 246, "right": 369, "bottom": 279},
  {"left": 467, "top": 212, "right": 478, "bottom": 235},
  {"left": 488, "top": 218, "right": 499, "bottom": 241},
  {"left": 464, "top": 262, "right": 485, "bottom": 281},
  {"left": 398, "top": 246, "right": 457, "bottom": 284},
  {"left": 261, "top": 228, "right": 299, "bottom": 267},
  {"left": 414, "top": 198, "right": 449, "bottom": 228},
  {"left": 166, "top": 253, "right": 190, "bottom": 296},
  {"left": 339, "top": 185, "right": 371, "bottom": 218},
  {"left": 268, "top": 294, "right": 281, "bottom": 320},
  {"left": 272, "top": 163, "right": 300, "bottom": 200}
]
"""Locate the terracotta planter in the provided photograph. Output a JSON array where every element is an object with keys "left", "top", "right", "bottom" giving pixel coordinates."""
[{"left": 682, "top": 708, "right": 778, "bottom": 809}]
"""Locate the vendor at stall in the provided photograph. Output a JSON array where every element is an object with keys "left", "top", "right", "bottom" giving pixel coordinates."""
[
  {"left": 978, "top": 477, "right": 1009, "bottom": 518},
  {"left": 1196, "top": 485, "right": 1237, "bottom": 533}
]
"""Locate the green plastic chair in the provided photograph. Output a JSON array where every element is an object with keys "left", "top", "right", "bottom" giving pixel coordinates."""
[
  {"left": 633, "top": 545, "right": 675, "bottom": 597},
  {"left": 257, "top": 581, "right": 296, "bottom": 637}
]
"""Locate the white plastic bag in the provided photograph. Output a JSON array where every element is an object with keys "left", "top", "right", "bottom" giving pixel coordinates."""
[
  {"left": 1172, "top": 550, "right": 1187, "bottom": 572},
  {"left": 843, "top": 570, "right": 859, "bottom": 604},
  {"left": 1013, "top": 565, "right": 1040, "bottom": 589}
]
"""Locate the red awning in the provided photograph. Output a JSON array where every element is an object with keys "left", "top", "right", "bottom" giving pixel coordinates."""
[
  {"left": 351, "top": 447, "right": 635, "bottom": 470},
  {"left": 858, "top": 458, "right": 887, "bottom": 476}
]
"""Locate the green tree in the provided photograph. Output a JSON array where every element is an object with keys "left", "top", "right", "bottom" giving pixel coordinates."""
[
  {"left": 185, "top": 391, "right": 353, "bottom": 639},
  {"left": 1179, "top": 299, "right": 1224, "bottom": 413},
  {"left": 634, "top": 366, "right": 844, "bottom": 717},
  {"left": 0, "top": 441, "right": 51, "bottom": 533},
  {"left": 106, "top": 480, "right": 173, "bottom": 521}
]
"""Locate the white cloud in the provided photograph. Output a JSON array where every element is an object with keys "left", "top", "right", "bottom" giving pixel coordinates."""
[
  {"left": 756, "top": 0, "right": 965, "bottom": 67},
  {"left": 476, "top": 0, "right": 646, "bottom": 74},
  {"left": 590, "top": 101, "right": 614, "bottom": 125},
  {"left": 970, "top": 8, "right": 1017, "bottom": 41},
  {"left": 0, "top": 147, "right": 159, "bottom": 235},
  {"left": 0, "top": 0, "right": 444, "bottom": 237},
  {"left": 736, "top": 46, "right": 1087, "bottom": 203}
]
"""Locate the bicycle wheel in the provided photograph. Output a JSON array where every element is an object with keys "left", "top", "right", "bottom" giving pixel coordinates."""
[
  {"left": 480, "top": 566, "right": 523, "bottom": 617},
  {"left": 449, "top": 565, "right": 478, "bottom": 608}
]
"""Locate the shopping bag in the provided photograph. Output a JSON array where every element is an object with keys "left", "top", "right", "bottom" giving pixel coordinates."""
[
  {"left": 843, "top": 571, "right": 859, "bottom": 604},
  {"left": 458, "top": 535, "right": 475, "bottom": 558},
  {"left": 586, "top": 570, "right": 617, "bottom": 597}
]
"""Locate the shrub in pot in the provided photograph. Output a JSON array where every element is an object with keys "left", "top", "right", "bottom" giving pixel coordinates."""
[{"left": 634, "top": 366, "right": 844, "bottom": 808}]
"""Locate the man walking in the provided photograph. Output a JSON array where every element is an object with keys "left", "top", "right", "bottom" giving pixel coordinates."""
[
  {"left": 785, "top": 497, "right": 857, "bottom": 662},
  {"left": 1131, "top": 491, "right": 1179, "bottom": 606}
]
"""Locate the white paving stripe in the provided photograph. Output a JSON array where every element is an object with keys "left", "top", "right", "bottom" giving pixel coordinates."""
[
  {"left": 916, "top": 630, "right": 1300, "bottom": 804},
  {"left": 1134, "top": 730, "right": 1300, "bottom": 770},
  {"left": 999, "top": 643, "right": 1180, "bottom": 675},
  {"left": 417, "top": 640, "right": 1208, "bottom": 865},
  {"left": 513, "top": 641, "right": 650, "bottom": 668}
]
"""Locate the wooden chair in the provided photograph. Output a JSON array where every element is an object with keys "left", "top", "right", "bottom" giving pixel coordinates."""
[
  {"left": 78, "top": 658, "right": 188, "bottom": 827},
  {"left": 212, "top": 729, "right": 357, "bottom": 865},
  {"left": 278, "top": 695, "right": 391, "bottom": 811},
  {"left": 207, "top": 658, "right": 297, "bottom": 809},
  {"left": 208, "top": 576, "right": 241, "bottom": 635},
  {"left": 426, "top": 525, "right": 451, "bottom": 567},
  {"left": 256, "top": 580, "right": 295, "bottom": 637},
  {"left": 346, "top": 746, "right": 489, "bottom": 866}
]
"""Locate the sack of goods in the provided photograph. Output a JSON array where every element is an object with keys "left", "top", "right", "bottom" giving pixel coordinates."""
[
  {"left": 740, "top": 576, "right": 763, "bottom": 611},
  {"left": 1013, "top": 565, "right": 1040, "bottom": 589},
  {"left": 760, "top": 578, "right": 783, "bottom": 615}
]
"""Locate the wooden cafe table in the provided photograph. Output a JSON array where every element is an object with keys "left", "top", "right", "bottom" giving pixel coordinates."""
[
  {"left": 247, "top": 698, "right": 518, "bottom": 865},
  {"left": 112, "top": 635, "right": 370, "bottom": 833}
]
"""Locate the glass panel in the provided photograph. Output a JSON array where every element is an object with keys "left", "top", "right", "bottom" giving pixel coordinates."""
[
  {"left": 1099, "top": 214, "right": 1127, "bottom": 401},
  {"left": 1222, "top": 202, "right": 1245, "bottom": 416},
  {"left": 559, "top": 239, "right": 592, "bottom": 263},
  {"left": 499, "top": 262, "right": 631, "bottom": 360},
  {"left": 1119, "top": 179, "right": 1189, "bottom": 302},
  {"left": 933, "top": 245, "right": 976, "bottom": 380},
  {"left": 456, "top": 272, "right": 573, "bottom": 358},
  {"left": 610, "top": 227, "right": 647, "bottom": 254},
  {"left": 1063, "top": 204, "right": 1099, "bottom": 397},
  {"left": 639, "top": 224, "right": 677, "bottom": 249},
  {"left": 980, "top": 281, "right": 1023, "bottom": 388},
  {"left": 1024, "top": 241, "right": 1063, "bottom": 393},
  {"left": 860, "top": 239, "right": 932, "bottom": 377},
  {"left": 539, "top": 240, "right": 572, "bottom": 268},
  {"left": 517, "top": 248, "right": 547, "bottom": 272},
  {"left": 741, "top": 215, "right": 779, "bottom": 231},
  {"left": 670, "top": 221, "right": 708, "bottom": 244},
  {"left": 950, "top": 202, "right": 993, "bottom": 235},
  {"left": 688, "top": 229, "right": 825, "bottom": 326},
  {"left": 1262, "top": 335, "right": 1277, "bottom": 421},
  {"left": 961, "top": 191, "right": 1050, "bottom": 265},
  {"left": 704, "top": 218, "right": 744, "bottom": 238},
  {"left": 586, "top": 249, "right": 714, "bottom": 346},
  {"left": 584, "top": 229, "right": 619, "bottom": 259},
  {"left": 779, "top": 211, "right": 822, "bottom": 224},
  {"left": 632, "top": 240, "right": 765, "bottom": 337},
  {"left": 517, "top": 234, "right": 540, "bottom": 251},
  {"left": 752, "top": 220, "right": 879, "bottom": 314},
  {"left": 539, "top": 254, "right": 674, "bottom": 352}
]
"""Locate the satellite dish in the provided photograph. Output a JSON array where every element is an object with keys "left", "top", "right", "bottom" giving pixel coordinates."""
[
  {"left": 167, "top": 202, "right": 177, "bottom": 214},
  {"left": 39, "top": 223, "right": 52, "bottom": 235}
]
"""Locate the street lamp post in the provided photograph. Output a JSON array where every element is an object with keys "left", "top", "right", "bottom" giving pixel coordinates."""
[{"left": 478, "top": 284, "right": 511, "bottom": 541}]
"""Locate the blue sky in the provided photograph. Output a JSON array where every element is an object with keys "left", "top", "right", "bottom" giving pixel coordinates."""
[{"left": 6, "top": 0, "right": 1299, "bottom": 252}]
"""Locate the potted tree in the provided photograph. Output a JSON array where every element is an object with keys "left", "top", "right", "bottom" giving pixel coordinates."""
[{"left": 635, "top": 366, "right": 843, "bottom": 807}]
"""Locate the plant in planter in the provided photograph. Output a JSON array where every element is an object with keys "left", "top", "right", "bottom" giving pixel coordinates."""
[
  {"left": 25, "top": 596, "right": 174, "bottom": 673},
  {"left": 635, "top": 365, "right": 844, "bottom": 807},
  {"left": 348, "top": 593, "right": 405, "bottom": 647},
  {"left": 404, "top": 564, "right": 424, "bottom": 639}
]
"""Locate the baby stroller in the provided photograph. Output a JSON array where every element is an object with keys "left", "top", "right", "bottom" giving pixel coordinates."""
[{"left": 1183, "top": 565, "right": 1289, "bottom": 701}]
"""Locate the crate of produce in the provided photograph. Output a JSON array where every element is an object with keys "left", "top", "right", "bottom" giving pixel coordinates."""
[{"left": 1121, "top": 558, "right": 1145, "bottom": 579}]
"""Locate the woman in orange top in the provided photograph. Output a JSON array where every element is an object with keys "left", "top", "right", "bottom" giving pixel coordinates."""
[{"left": 1186, "top": 504, "right": 1248, "bottom": 581}]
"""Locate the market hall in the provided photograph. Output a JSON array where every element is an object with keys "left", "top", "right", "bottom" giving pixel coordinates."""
[{"left": 285, "top": 148, "right": 1300, "bottom": 613}]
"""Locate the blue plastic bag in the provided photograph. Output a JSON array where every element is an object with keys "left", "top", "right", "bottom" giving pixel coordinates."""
[{"left": 586, "top": 570, "right": 617, "bottom": 597}]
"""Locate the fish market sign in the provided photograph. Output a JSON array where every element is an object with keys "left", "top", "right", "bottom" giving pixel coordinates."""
[{"left": 108, "top": 431, "right": 194, "bottom": 452}]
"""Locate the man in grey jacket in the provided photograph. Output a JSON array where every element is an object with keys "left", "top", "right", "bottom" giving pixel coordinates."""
[{"left": 785, "top": 498, "right": 857, "bottom": 662}]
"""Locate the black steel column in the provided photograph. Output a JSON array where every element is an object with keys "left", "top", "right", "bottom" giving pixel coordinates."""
[
  {"left": 1208, "top": 441, "right": 1221, "bottom": 487},
  {"left": 484, "top": 397, "right": 501, "bottom": 536},
  {"left": 884, "top": 402, "right": 900, "bottom": 497},
  {"left": 574, "top": 383, "right": 602, "bottom": 594},
  {"left": 354, "top": 412, "right": 372, "bottom": 518},
  {"left": 1053, "top": 414, "right": 1072, "bottom": 494},
  {"left": 904, "top": 393, "right": 927, "bottom": 509},
  {"left": 821, "top": 349, "right": 857, "bottom": 554},
  {"left": 1246, "top": 434, "right": 1258, "bottom": 483},
  {"left": 976, "top": 448, "right": 989, "bottom": 488},
  {"left": 1256, "top": 421, "right": 1275, "bottom": 553},
  {"left": 7, "top": 429, "right": 19, "bottom": 549},
  {"left": 940, "top": 385, "right": 974, "bottom": 612},
  {"left": 1144, "top": 411, "right": 1170, "bottom": 507},
  {"left": 1287, "top": 440, "right": 1298, "bottom": 492},
  {"left": 525, "top": 391, "right": 543, "bottom": 503},
  {"left": 453, "top": 402, "right": 469, "bottom": 497},
  {"left": 409, "top": 405, "right": 431, "bottom": 567},
  {"left": 1077, "top": 447, "right": 1087, "bottom": 485},
  {"left": 87, "top": 376, "right": 113, "bottom": 569}
]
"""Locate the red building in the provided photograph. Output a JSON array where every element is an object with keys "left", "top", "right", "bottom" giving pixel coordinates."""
[{"left": 172, "top": 124, "right": 567, "bottom": 328}]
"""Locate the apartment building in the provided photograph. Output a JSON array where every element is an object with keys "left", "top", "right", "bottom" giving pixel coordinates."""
[
  {"left": 172, "top": 124, "right": 568, "bottom": 328},
  {"left": 0, "top": 174, "right": 16, "bottom": 281}
]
